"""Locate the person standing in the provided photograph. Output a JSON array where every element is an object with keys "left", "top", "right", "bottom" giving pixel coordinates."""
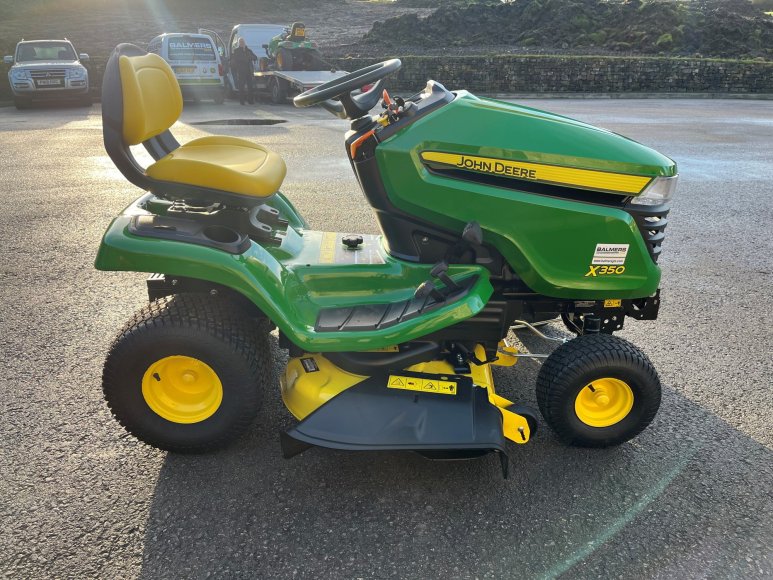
[{"left": 232, "top": 37, "right": 257, "bottom": 105}]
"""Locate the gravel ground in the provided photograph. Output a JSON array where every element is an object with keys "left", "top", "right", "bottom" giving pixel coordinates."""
[{"left": 0, "top": 96, "right": 771, "bottom": 579}]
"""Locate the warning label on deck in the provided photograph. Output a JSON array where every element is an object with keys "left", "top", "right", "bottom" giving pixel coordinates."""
[
  {"left": 387, "top": 375, "right": 457, "bottom": 395},
  {"left": 592, "top": 243, "right": 629, "bottom": 265}
]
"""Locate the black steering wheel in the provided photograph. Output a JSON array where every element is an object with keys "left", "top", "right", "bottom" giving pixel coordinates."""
[{"left": 293, "top": 59, "right": 402, "bottom": 120}]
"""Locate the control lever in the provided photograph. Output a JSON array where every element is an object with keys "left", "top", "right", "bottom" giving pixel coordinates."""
[
  {"left": 460, "top": 220, "right": 492, "bottom": 265},
  {"left": 414, "top": 280, "right": 445, "bottom": 303},
  {"left": 462, "top": 221, "right": 483, "bottom": 245},
  {"left": 430, "top": 261, "right": 461, "bottom": 292}
]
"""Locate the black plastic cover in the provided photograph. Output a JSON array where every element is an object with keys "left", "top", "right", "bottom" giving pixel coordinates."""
[
  {"left": 129, "top": 214, "right": 251, "bottom": 254},
  {"left": 315, "top": 275, "right": 477, "bottom": 332},
  {"left": 281, "top": 372, "right": 508, "bottom": 471}
]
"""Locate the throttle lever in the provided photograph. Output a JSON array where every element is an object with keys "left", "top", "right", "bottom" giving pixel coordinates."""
[
  {"left": 430, "top": 261, "right": 461, "bottom": 292},
  {"left": 414, "top": 280, "right": 445, "bottom": 303}
]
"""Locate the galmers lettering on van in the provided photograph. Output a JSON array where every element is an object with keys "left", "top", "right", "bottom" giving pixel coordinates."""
[
  {"left": 169, "top": 42, "right": 211, "bottom": 49},
  {"left": 592, "top": 244, "right": 629, "bottom": 265}
]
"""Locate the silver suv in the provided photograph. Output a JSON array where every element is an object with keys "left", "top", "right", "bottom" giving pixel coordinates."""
[{"left": 4, "top": 39, "right": 91, "bottom": 109}]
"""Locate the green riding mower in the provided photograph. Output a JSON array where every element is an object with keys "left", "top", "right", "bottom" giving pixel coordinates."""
[
  {"left": 259, "top": 22, "right": 328, "bottom": 73},
  {"left": 97, "top": 45, "right": 675, "bottom": 475}
]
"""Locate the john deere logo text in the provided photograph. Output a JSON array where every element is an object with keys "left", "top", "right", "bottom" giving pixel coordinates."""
[
  {"left": 419, "top": 151, "right": 653, "bottom": 195},
  {"left": 455, "top": 156, "right": 537, "bottom": 180}
]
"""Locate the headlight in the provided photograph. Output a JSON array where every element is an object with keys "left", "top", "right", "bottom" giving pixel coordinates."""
[
  {"left": 67, "top": 68, "right": 86, "bottom": 79},
  {"left": 631, "top": 175, "right": 678, "bottom": 206},
  {"left": 10, "top": 69, "right": 29, "bottom": 81}
]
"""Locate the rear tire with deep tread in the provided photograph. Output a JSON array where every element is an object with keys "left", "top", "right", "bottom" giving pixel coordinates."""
[
  {"left": 536, "top": 334, "right": 661, "bottom": 447},
  {"left": 276, "top": 47, "right": 294, "bottom": 71},
  {"left": 102, "top": 293, "right": 273, "bottom": 453}
]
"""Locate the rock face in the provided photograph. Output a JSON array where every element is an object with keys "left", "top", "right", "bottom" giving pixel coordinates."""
[
  {"left": 331, "top": 55, "right": 773, "bottom": 94},
  {"left": 363, "top": 0, "right": 773, "bottom": 60}
]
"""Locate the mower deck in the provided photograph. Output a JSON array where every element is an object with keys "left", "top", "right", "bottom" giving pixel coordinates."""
[{"left": 280, "top": 347, "right": 533, "bottom": 476}]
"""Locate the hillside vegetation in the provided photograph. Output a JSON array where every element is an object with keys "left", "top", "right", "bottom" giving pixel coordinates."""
[
  {"left": 364, "top": 0, "right": 773, "bottom": 59},
  {"left": 0, "top": 0, "right": 368, "bottom": 59}
]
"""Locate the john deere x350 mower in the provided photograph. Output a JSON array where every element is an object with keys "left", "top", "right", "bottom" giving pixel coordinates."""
[{"left": 97, "top": 45, "right": 676, "bottom": 475}]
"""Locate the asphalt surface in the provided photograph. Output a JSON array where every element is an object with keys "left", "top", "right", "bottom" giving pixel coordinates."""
[{"left": 1, "top": 96, "right": 771, "bottom": 579}]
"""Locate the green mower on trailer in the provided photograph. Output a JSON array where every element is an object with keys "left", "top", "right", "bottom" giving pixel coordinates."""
[
  {"left": 260, "top": 22, "right": 327, "bottom": 73},
  {"left": 97, "top": 44, "right": 675, "bottom": 475}
]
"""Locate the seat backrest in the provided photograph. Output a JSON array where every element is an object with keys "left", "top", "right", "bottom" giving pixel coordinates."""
[
  {"left": 102, "top": 43, "right": 182, "bottom": 191},
  {"left": 118, "top": 52, "right": 183, "bottom": 145},
  {"left": 289, "top": 22, "right": 306, "bottom": 42}
]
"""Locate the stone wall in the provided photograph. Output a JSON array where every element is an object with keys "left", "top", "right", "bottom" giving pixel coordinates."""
[
  {"left": 2, "top": 54, "right": 771, "bottom": 102},
  {"left": 330, "top": 55, "right": 773, "bottom": 95}
]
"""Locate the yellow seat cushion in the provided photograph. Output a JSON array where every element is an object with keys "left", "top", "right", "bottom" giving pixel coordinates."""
[{"left": 146, "top": 135, "right": 286, "bottom": 198}]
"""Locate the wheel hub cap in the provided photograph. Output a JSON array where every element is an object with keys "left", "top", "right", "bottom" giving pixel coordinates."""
[
  {"left": 142, "top": 356, "right": 223, "bottom": 424},
  {"left": 574, "top": 377, "right": 634, "bottom": 427}
]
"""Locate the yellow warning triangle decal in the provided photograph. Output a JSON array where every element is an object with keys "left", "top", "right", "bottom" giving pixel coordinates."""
[{"left": 389, "top": 377, "right": 404, "bottom": 386}]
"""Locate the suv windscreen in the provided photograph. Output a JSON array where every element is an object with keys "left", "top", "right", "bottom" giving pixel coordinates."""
[
  {"left": 167, "top": 36, "right": 216, "bottom": 61},
  {"left": 16, "top": 42, "right": 76, "bottom": 62}
]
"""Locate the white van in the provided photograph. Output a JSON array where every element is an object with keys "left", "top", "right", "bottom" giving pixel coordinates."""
[{"left": 147, "top": 33, "right": 225, "bottom": 104}]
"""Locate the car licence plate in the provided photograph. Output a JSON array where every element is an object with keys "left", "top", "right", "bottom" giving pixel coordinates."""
[
  {"left": 175, "top": 66, "right": 196, "bottom": 74},
  {"left": 36, "top": 79, "right": 62, "bottom": 86}
]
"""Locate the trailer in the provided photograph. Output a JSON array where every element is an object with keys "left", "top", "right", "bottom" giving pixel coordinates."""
[{"left": 254, "top": 69, "right": 349, "bottom": 104}]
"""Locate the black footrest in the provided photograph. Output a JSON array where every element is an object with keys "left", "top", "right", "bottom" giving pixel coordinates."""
[{"left": 315, "top": 275, "right": 477, "bottom": 332}]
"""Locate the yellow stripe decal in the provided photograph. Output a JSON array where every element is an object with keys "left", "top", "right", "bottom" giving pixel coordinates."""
[
  {"left": 318, "top": 232, "right": 337, "bottom": 264},
  {"left": 420, "top": 151, "right": 651, "bottom": 195}
]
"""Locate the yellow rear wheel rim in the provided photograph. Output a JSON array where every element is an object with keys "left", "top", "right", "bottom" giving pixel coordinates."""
[
  {"left": 142, "top": 355, "right": 223, "bottom": 424},
  {"left": 574, "top": 377, "right": 634, "bottom": 427}
]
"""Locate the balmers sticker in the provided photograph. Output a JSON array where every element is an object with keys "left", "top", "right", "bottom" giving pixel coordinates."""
[
  {"left": 592, "top": 243, "right": 629, "bottom": 265},
  {"left": 584, "top": 243, "right": 629, "bottom": 277},
  {"left": 420, "top": 151, "right": 651, "bottom": 195}
]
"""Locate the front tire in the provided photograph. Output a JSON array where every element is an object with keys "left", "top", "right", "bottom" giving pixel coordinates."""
[
  {"left": 536, "top": 334, "right": 661, "bottom": 447},
  {"left": 102, "top": 294, "right": 273, "bottom": 453}
]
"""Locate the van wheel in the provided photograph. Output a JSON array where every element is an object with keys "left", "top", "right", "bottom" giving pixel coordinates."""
[
  {"left": 102, "top": 294, "right": 274, "bottom": 453},
  {"left": 270, "top": 77, "right": 287, "bottom": 104}
]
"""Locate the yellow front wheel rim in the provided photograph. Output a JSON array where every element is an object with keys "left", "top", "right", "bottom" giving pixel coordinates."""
[
  {"left": 142, "top": 355, "right": 223, "bottom": 424},
  {"left": 574, "top": 377, "right": 634, "bottom": 427}
]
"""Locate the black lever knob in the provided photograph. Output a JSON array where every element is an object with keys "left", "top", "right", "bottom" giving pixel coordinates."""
[
  {"left": 430, "top": 261, "right": 461, "bottom": 292},
  {"left": 414, "top": 281, "right": 445, "bottom": 303},
  {"left": 462, "top": 221, "right": 483, "bottom": 245},
  {"left": 342, "top": 234, "right": 363, "bottom": 249}
]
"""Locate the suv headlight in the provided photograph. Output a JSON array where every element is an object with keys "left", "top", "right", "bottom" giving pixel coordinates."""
[
  {"left": 10, "top": 69, "right": 29, "bottom": 81},
  {"left": 67, "top": 67, "right": 87, "bottom": 79},
  {"left": 631, "top": 175, "right": 678, "bottom": 206}
]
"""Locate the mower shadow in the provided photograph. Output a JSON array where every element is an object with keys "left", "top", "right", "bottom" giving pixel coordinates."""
[{"left": 138, "top": 329, "right": 773, "bottom": 579}]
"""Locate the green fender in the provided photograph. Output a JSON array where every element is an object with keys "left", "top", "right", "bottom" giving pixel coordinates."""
[{"left": 95, "top": 194, "right": 493, "bottom": 352}]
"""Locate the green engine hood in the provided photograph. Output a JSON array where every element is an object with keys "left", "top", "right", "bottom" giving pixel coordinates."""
[
  {"left": 374, "top": 92, "right": 676, "bottom": 298},
  {"left": 421, "top": 93, "right": 677, "bottom": 181}
]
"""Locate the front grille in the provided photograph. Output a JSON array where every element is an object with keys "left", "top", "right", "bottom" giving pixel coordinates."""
[
  {"left": 29, "top": 69, "right": 66, "bottom": 78},
  {"left": 625, "top": 202, "right": 670, "bottom": 263}
]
